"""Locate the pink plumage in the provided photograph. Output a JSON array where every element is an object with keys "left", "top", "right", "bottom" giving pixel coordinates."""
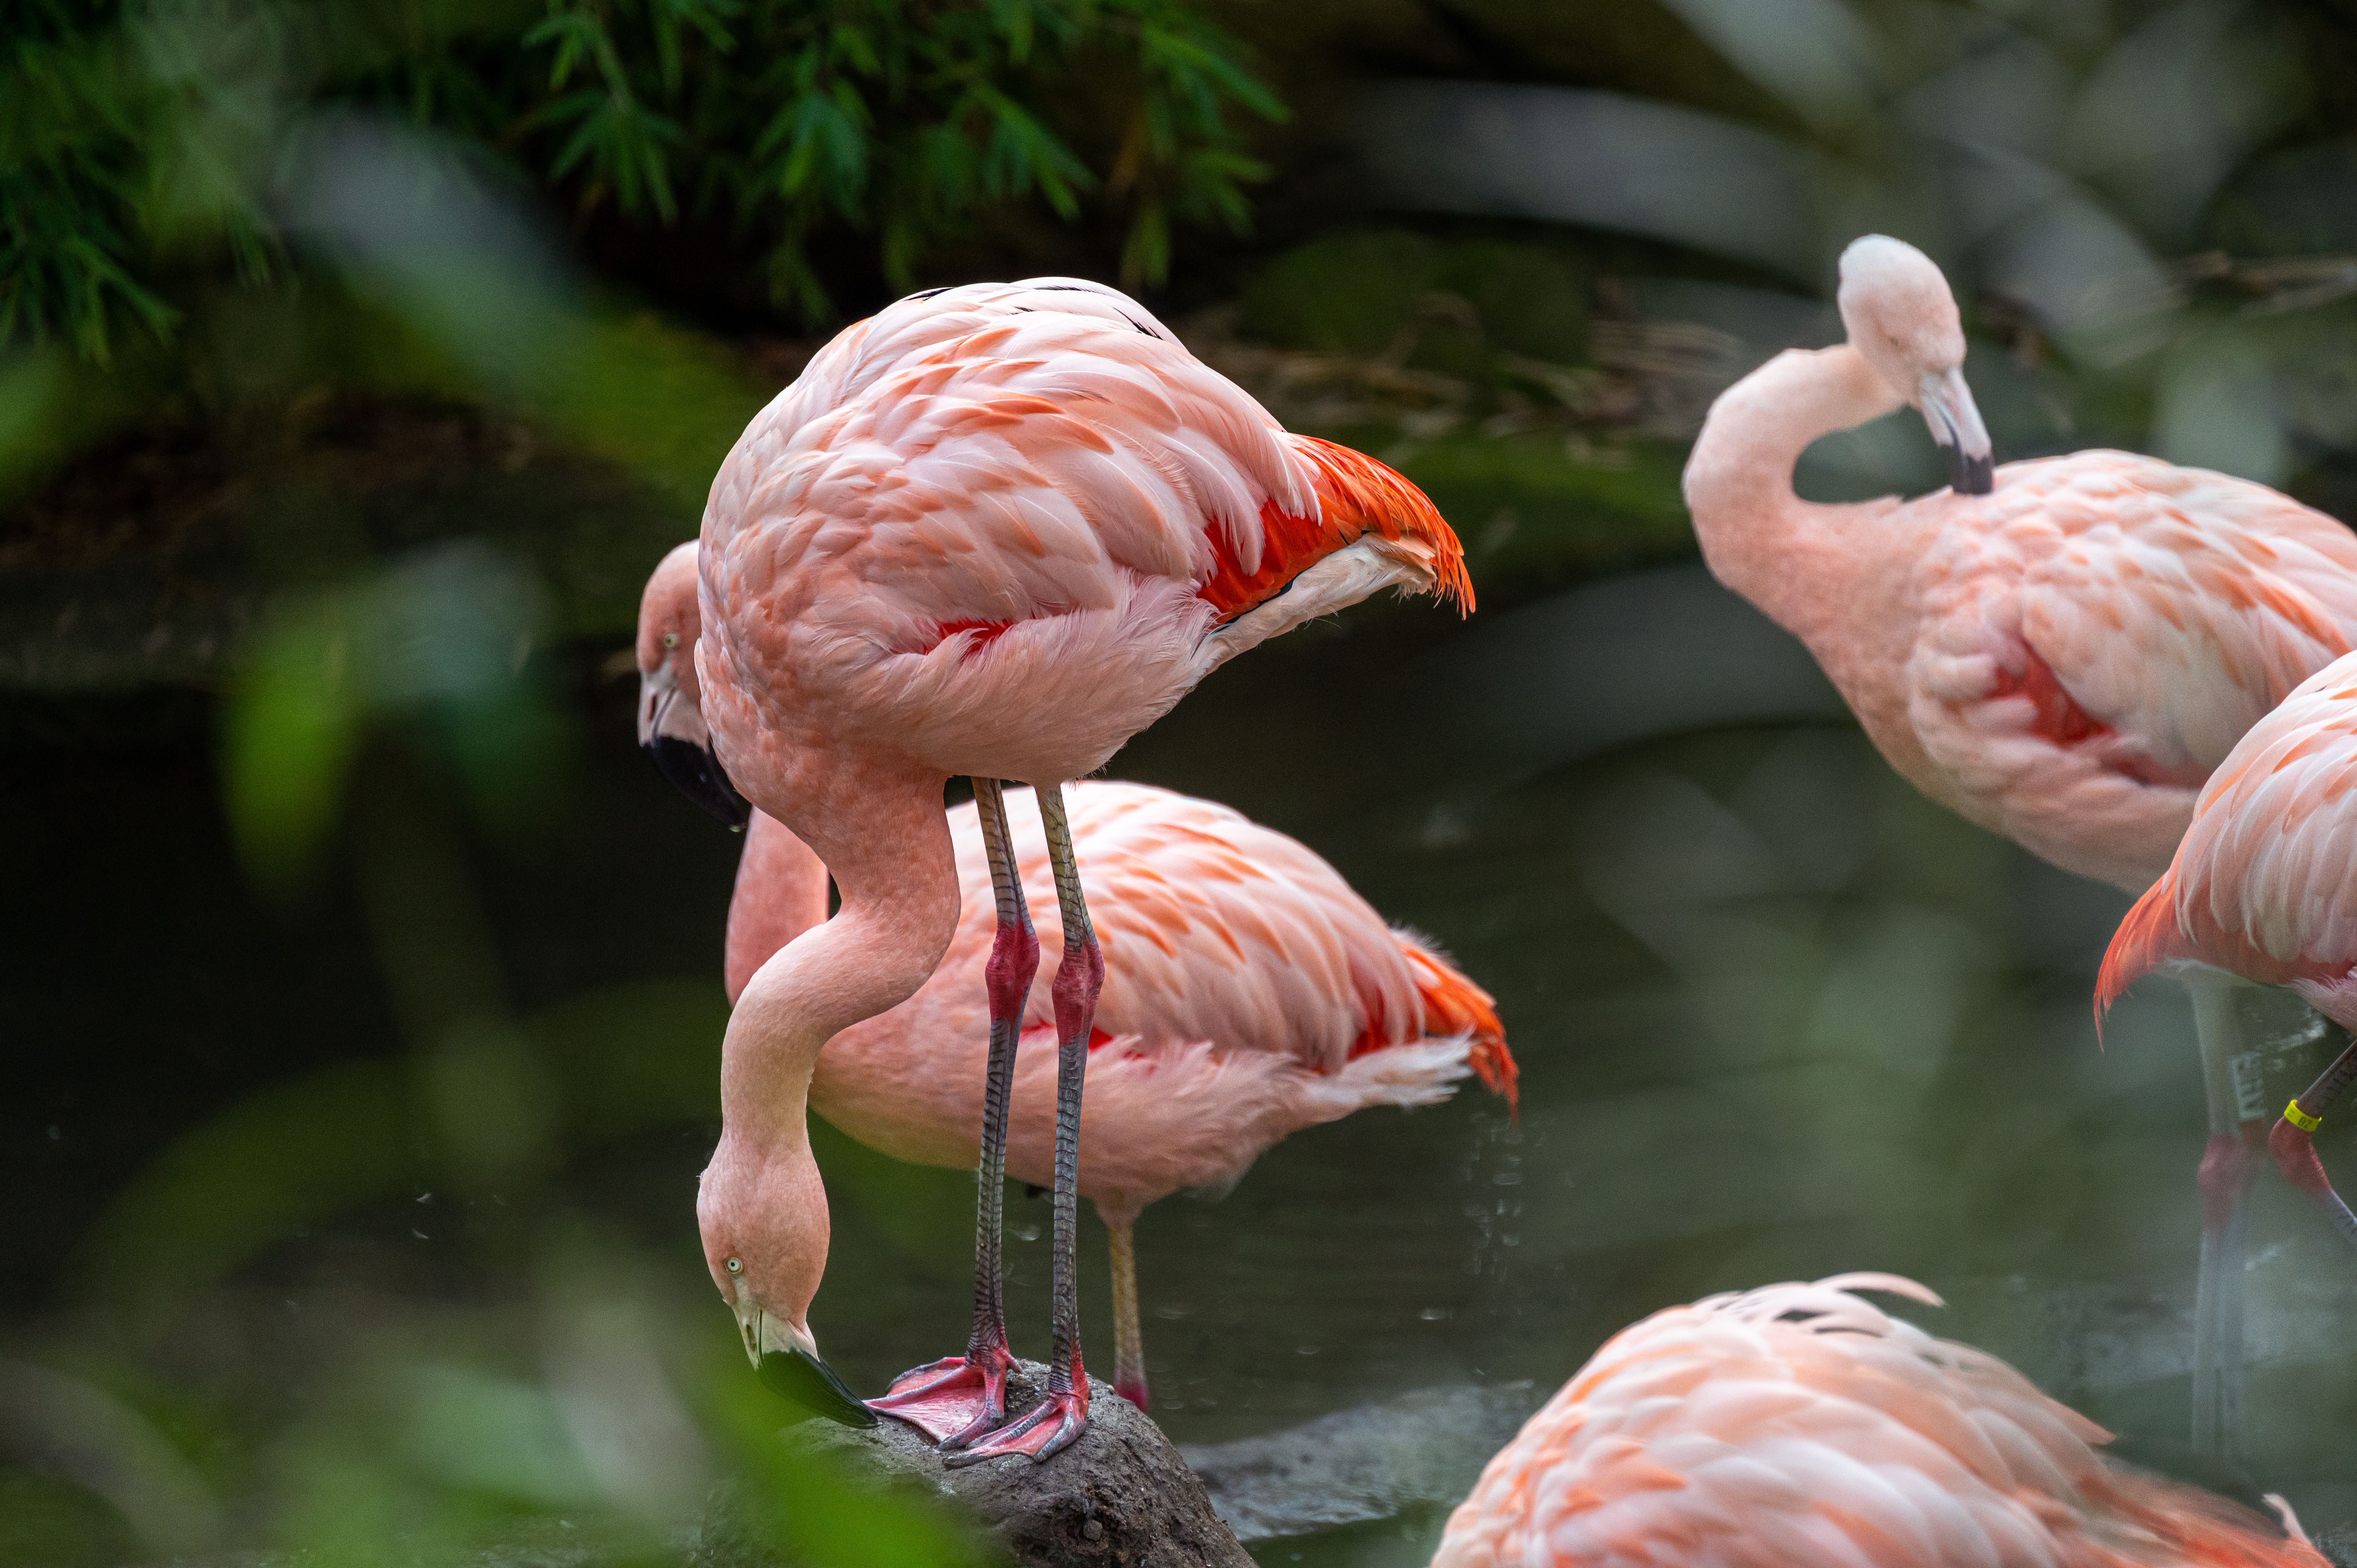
[
  {"left": 1687, "top": 236, "right": 2357, "bottom": 1457},
  {"left": 1433, "top": 1275, "right": 2324, "bottom": 1568},
  {"left": 1688, "top": 254, "right": 2357, "bottom": 896},
  {"left": 673, "top": 276, "right": 1472, "bottom": 1455},
  {"left": 722, "top": 782, "right": 1512, "bottom": 1407},
  {"left": 694, "top": 277, "right": 1469, "bottom": 800},
  {"left": 2099, "top": 653, "right": 2357, "bottom": 1010},
  {"left": 735, "top": 783, "right": 1513, "bottom": 1203}
]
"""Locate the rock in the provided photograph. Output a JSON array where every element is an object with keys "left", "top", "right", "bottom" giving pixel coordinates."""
[
  {"left": 769, "top": 1360, "right": 1250, "bottom": 1568},
  {"left": 1182, "top": 1381, "right": 1541, "bottom": 1542}
]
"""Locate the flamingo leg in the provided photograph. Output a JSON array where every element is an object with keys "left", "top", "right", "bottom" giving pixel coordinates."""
[
  {"left": 2187, "top": 975, "right": 2265, "bottom": 1459},
  {"left": 870, "top": 778, "right": 1037, "bottom": 1447},
  {"left": 2269, "top": 1029, "right": 2357, "bottom": 1249},
  {"left": 1107, "top": 1215, "right": 1148, "bottom": 1409},
  {"left": 950, "top": 780, "right": 1099, "bottom": 1466}
]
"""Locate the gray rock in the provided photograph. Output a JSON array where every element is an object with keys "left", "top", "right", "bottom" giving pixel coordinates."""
[
  {"left": 1182, "top": 1381, "right": 1540, "bottom": 1542},
  {"left": 767, "top": 1360, "right": 1251, "bottom": 1568}
]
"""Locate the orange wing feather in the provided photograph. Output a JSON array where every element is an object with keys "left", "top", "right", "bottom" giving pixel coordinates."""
[
  {"left": 1198, "top": 436, "right": 1474, "bottom": 622},
  {"left": 1394, "top": 936, "right": 1518, "bottom": 1113}
]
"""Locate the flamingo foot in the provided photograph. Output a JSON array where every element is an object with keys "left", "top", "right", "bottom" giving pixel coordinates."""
[
  {"left": 943, "top": 1383, "right": 1090, "bottom": 1467},
  {"left": 867, "top": 1349, "right": 1011, "bottom": 1447},
  {"left": 1113, "top": 1375, "right": 1148, "bottom": 1411}
]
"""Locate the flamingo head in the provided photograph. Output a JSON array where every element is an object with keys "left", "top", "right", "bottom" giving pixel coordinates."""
[
  {"left": 1836, "top": 235, "right": 1994, "bottom": 496},
  {"left": 636, "top": 541, "right": 751, "bottom": 827},
  {"left": 697, "top": 1134, "right": 874, "bottom": 1427}
]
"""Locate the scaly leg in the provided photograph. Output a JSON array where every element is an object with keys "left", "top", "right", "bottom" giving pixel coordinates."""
[
  {"left": 871, "top": 779, "right": 1038, "bottom": 1446},
  {"left": 950, "top": 781, "right": 1099, "bottom": 1466},
  {"left": 1107, "top": 1215, "right": 1148, "bottom": 1409},
  {"left": 2270, "top": 1029, "right": 2357, "bottom": 1249},
  {"left": 2187, "top": 973, "right": 2265, "bottom": 1459}
]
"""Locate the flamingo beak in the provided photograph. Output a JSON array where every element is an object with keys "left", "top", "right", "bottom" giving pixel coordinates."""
[
  {"left": 733, "top": 1300, "right": 875, "bottom": 1427},
  {"left": 639, "top": 666, "right": 752, "bottom": 828},
  {"left": 1916, "top": 367, "right": 1994, "bottom": 496}
]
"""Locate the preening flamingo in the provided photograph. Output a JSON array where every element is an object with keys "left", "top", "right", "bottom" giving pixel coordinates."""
[
  {"left": 1684, "top": 233, "right": 2357, "bottom": 1453},
  {"left": 645, "top": 539, "right": 1515, "bottom": 1408},
  {"left": 678, "top": 279, "right": 1471, "bottom": 1461},
  {"left": 2101, "top": 649, "right": 2357, "bottom": 1253},
  {"left": 1431, "top": 1274, "right": 2324, "bottom": 1568}
]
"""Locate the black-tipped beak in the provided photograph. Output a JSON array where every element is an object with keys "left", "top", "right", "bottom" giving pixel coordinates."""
[
  {"left": 1949, "top": 449, "right": 1994, "bottom": 495},
  {"left": 1916, "top": 367, "right": 1995, "bottom": 497},
  {"left": 646, "top": 736, "right": 753, "bottom": 828},
  {"left": 758, "top": 1347, "right": 878, "bottom": 1427}
]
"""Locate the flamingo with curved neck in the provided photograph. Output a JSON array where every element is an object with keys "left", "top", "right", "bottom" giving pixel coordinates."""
[
  {"left": 639, "top": 548, "right": 1512, "bottom": 1413},
  {"left": 1686, "top": 233, "right": 2357, "bottom": 1457},
  {"left": 675, "top": 278, "right": 1470, "bottom": 1462}
]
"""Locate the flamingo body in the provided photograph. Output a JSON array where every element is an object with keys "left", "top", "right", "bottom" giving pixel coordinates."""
[
  {"left": 1686, "top": 233, "right": 2357, "bottom": 1458},
  {"left": 695, "top": 278, "right": 1469, "bottom": 799},
  {"left": 678, "top": 277, "right": 1470, "bottom": 1451},
  {"left": 2100, "top": 650, "right": 2357, "bottom": 1017},
  {"left": 1433, "top": 1275, "right": 2323, "bottom": 1568},
  {"left": 728, "top": 784, "right": 1514, "bottom": 1225},
  {"left": 1903, "top": 453, "right": 2357, "bottom": 890},
  {"left": 1690, "top": 369, "right": 2357, "bottom": 894}
]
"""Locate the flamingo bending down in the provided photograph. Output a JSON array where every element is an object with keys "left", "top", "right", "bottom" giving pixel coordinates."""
[
  {"left": 642, "top": 546, "right": 1515, "bottom": 1407},
  {"left": 735, "top": 786, "right": 1517, "bottom": 1409},
  {"left": 681, "top": 279, "right": 1471, "bottom": 1461},
  {"left": 1431, "top": 1274, "right": 2324, "bottom": 1568},
  {"left": 1683, "top": 233, "right": 2357, "bottom": 1454},
  {"left": 2101, "top": 650, "right": 2357, "bottom": 1253}
]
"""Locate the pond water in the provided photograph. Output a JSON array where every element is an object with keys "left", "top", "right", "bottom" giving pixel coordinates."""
[{"left": 8, "top": 563, "right": 2357, "bottom": 1566}]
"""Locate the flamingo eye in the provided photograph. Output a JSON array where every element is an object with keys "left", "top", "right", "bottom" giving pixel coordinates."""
[
  {"left": 663, "top": 631, "right": 680, "bottom": 650},
  {"left": 724, "top": 1256, "right": 743, "bottom": 1274}
]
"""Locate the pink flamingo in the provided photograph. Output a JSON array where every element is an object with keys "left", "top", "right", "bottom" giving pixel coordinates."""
[
  {"left": 740, "top": 785, "right": 1514, "bottom": 1411},
  {"left": 2101, "top": 650, "right": 2357, "bottom": 1252},
  {"left": 1431, "top": 1273, "right": 2324, "bottom": 1568},
  {"left": 677, "top": 279, "right": 1472, "bottom": 1461},
  {"left": 1684, "top": 233, "right": 2357, "bottom": 1454},
  {"left": 643, "top": 543, "right": 1513, "bottom": 1409}
]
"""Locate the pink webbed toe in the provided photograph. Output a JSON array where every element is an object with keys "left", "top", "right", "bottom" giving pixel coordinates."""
[
  {"left": 943, "top": 1384, "right": 1090, "bottom": 1467},
  {"left": 867, "top": 1351, "right": 1010, "bottom": 1446}
]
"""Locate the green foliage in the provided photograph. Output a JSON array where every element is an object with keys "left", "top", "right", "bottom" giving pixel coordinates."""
[{"left": 3, "top": 0, "right": 1283, "bottom": 361}]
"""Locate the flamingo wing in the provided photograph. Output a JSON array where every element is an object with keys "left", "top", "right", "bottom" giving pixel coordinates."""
[
  {"left": 1913, "top": 454, "right": 2357, "bottom": 774},
  {"left": 1434, "top": 1276, "right": 2322, "bottom": 1568},
  {"left": 707, "top": 279, "right": 1465, "bottom": 646},
  {"left": 1903, "top": 453, "right": 2357, "bottom": 884},
  {"left": 699, "top": 280, "right": 1466, "bottom": 782},
  {"left": 996, "top": 782, "right": 1507, "bottom": 1089},
  {"left": 2101, "top": 653, "right": 2357, "bottom": 1007}
]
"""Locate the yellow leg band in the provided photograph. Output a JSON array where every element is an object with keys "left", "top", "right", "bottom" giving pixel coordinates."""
[{"left": 2286, "top": 1099, "right": 2324, "bottom": 1134}]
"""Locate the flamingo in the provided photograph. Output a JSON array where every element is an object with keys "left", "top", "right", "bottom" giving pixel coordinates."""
[
  {"left": 745, "top": 787, "right": 1514, "bottom": 1409},
  {"left": 1683, "top": 233, "right": 2357, "bottom": 1454},
  {"left": 641, "top": 542, "right": 1514, "bottom": 1407},
  {"left": 2101, "top": 649, "right": 2357, "bottom": 1252},
  {"left": 1431, "top": 1273, "right": 2325, "bottom": 1568},
  {"left": 677, "top": 279, "right": 1472, "bottom": 1462}
]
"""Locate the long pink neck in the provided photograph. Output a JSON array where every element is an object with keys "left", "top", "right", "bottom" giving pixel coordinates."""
[
  {"left": 719, "top": 766, "right": 959, "bottom": 1149},
  {"left": 1684, "top": 345, "right": 1939, "bottom": 747},
  {"left": 726, "top": 812, "right": 832, "bottom": 1005}
]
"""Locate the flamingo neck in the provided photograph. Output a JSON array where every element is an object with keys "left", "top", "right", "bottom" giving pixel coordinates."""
[
  {"left": 720, "top": 766, "right": 959, "bottom": 1148},
  {"left": 1682, "top": 344, "right": 1913, "bottom": 649},
  {"left": 725, "top": 812, "right": 832, "bottom": 1006}
]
